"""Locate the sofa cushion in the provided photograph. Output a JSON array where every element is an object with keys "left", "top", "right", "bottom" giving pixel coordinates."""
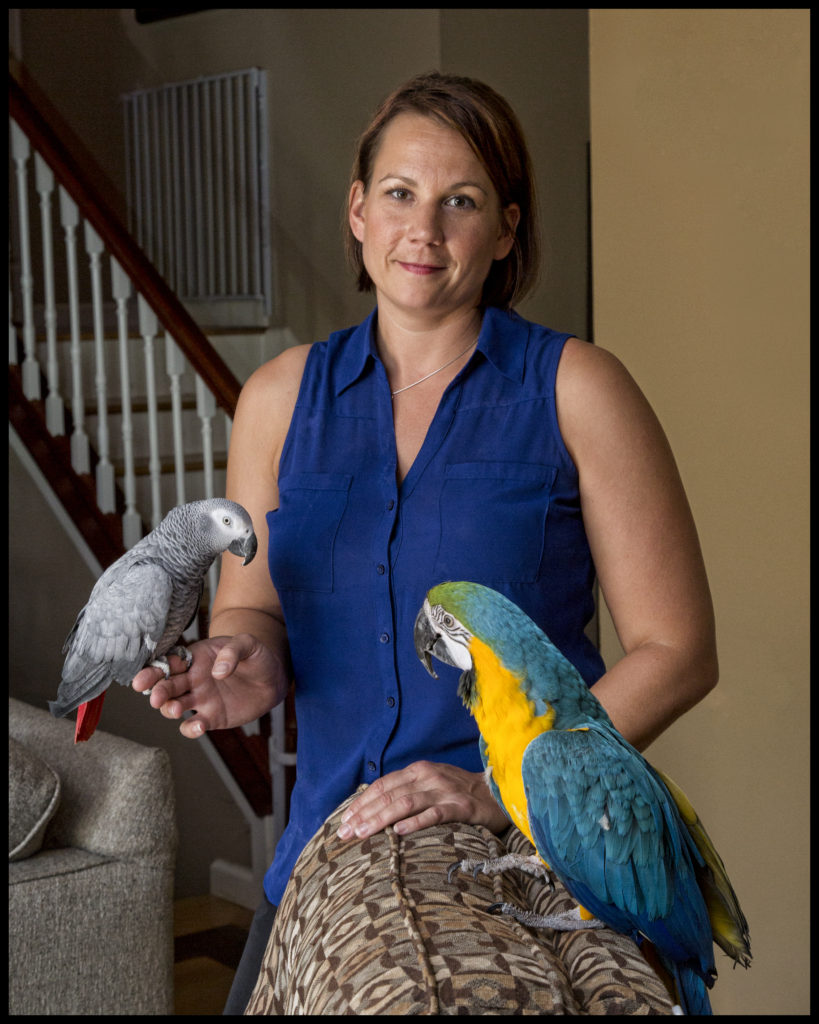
[
  {"left": 245, "top": 788, "right": 673, "bottom": 1014},
  {"left": 9, "top": 737, "right": 61, "bottom": 862}
]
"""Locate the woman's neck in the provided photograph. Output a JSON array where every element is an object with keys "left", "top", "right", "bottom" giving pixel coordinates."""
[{"left": 375, "top": 305, "right": 483, "bottom": 394}]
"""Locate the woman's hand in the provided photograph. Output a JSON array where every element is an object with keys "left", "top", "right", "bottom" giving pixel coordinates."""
[
  {"left": 336, "top": 760, "right": 509, "bottom": 840},
  {"left": 131, "top": 633, "right": 287, "bottom": 739}
]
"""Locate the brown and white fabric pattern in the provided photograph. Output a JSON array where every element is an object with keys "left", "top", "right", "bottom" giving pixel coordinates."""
[{"left": 245, "top": 787, "right": 673, "bottom": 1015}]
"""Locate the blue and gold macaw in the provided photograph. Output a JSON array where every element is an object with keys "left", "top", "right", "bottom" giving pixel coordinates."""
[{"left": 414, "top": 581, "right": 751, "bottom": 1016}]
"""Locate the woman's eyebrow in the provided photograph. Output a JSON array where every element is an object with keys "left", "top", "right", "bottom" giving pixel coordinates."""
[{"left": 377, "top": 173, "right": 488, "bottom": 195}]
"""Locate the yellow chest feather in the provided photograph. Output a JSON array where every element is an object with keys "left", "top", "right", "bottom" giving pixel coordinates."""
[{"left": 468, "top": 636, "right": 554, "bottom": 846}]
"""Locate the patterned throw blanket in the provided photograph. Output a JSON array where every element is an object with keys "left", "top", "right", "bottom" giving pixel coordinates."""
[{"left": 246, "top": 787, "right": 673, "bottom": 1014}]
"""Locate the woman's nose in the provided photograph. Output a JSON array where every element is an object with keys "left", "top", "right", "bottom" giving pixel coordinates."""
[{"left": 407, "top": 201, "right": 443, "bottom": 245}]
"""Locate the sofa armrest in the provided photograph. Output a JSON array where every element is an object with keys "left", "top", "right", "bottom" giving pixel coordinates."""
[{"left": 9, "top": 698, "right": 176, "bottom": 866}]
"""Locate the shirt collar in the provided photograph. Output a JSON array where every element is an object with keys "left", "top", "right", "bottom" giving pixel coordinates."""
[
  {"left": 333, "top": 308, "right": 379, "bottom": 396},
  {"left": 475, "top": 306, "right": 527, "bottom": 384},
  {"left": 333, "top": 305, "right": 527, "bottom": 396}
]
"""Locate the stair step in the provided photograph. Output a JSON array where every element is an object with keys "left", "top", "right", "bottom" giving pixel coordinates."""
[
  {"left": 112, "top": 454, "right": 228, "bottom": 477},
  {"left": 85, "top": 396, "right": 200, "bottom": 417}
]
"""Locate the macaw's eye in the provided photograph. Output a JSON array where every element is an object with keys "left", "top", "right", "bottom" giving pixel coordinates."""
[{"left": 443, "top": 614, "right": 455, "bottom": 628}]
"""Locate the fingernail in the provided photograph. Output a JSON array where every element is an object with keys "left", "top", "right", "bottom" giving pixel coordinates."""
[
  {"left": 213, "top": 662, "right": 229, "bottom": 677},
  {"left": 354, "top": 823, "right": 370, "bottom": 839},
  {"left": 337, "top": 823, "right": 352, "bottom": 840},
  {"left": 192, "top": 721, "right": 203, "bottom": 736}
]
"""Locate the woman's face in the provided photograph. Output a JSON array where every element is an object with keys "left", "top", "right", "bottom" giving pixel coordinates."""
[{"left": 349, "top": 112, "right": 519, "bottom": 324}]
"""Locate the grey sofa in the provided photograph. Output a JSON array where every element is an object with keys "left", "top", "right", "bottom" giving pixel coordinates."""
[{"left": 9, "top": 697, "right": 177, "bottom": 1015}]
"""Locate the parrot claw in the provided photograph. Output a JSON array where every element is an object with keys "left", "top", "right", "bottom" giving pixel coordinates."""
[
  {"left": 150, "top": 646, "right": 194, "bottom": 678},
  {"left": 168, "top": 645, "right": 194, "bottom": 670},
  {"left": 447, "top": 853, "right": 553, "bottom": 888},
  {"left": 447, "top": 860, "right": 467, "bottom": 885},
  {"left": 486, "top": 902, "right": 607, "bottom": 932}
]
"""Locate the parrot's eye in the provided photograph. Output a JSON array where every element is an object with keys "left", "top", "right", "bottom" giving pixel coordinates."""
[
  {"left": 443, "top": 614, "right": 455, "bottom": 628},
  {"left": 222, "top": 516, "right": 232, "bottom": 526}
]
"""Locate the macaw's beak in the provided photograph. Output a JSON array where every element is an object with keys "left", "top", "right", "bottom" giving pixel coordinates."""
[
  {"left": 414, "top": 605, "right": 440, "bottom": 678},
  {"left": 229, "top": 531, "right": 258, "bottom": 566}
]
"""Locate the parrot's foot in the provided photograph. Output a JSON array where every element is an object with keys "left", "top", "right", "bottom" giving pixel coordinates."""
[
  {"left": 169, "top": 645, "right": 194, "bottom": 670},
  {"left": 447, "top": 852, "right": 553, "bottom": 888},
  {"left": 150, "top": 646, "right": 194, "bottom": 678},
  {"left": 486, "top": 902, "right": 607, "bottom": 932}
]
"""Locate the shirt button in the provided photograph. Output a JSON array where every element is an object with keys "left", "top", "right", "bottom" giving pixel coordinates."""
[
  {"left": 367, "top": 761, "right": 377, "bottom": 773},
  {"left": 376, "top": 563, "right": 386, "bottom": 575},
  {"left": 386, "top": 499, "right": 395, "bottom": 510},
  {"left": 386, "top": 696, "right": 395, "bottom": 708},
  {"left": 379, "top": 632, "right": 390, "bottom": 644}
]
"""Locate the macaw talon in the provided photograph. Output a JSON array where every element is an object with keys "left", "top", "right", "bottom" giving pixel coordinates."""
[
  {"left": 447, "top": 853, "right": 554, "bottom": 887},
  {"left": 487, "top": 901, "right": 607, "bottom": 932}
]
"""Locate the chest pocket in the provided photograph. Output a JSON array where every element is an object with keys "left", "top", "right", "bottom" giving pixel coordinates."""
[
  {"left": 267, "top": 473, "right": 353, "bottom": 592},
  {"left": 433, "top": 461, "right": 557, "bottom": 584}
]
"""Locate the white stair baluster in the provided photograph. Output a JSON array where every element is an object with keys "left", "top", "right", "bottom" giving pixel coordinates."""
[
  {"left": 138, "top": 295, "right": 163, "bottom": 528},
  {"left": 195, "top": 374, "right": 216, "bottom": 501},
  {"left": 111, "top": 257, "right": 141, "bottom": 549},
  {"left": 196, "top": 375, "right": 218, "bottom": 600},
  {"left": 10, "top": 120, "right": 39, "bottom": 400},
  {"left": 84, "top": 221, "right": 115, "bottom": 514},
  {"left": 59, "top": 187, "right": 90, "bottom": 475},
  {"left": 35, "top": 153, "right": 64, "bottom": 435},
  {"left": 165, "top": 332, "right": 187, "bottom": 506},
  {"left": 9, "top": 256, "right": 17, "bottom": 365}
]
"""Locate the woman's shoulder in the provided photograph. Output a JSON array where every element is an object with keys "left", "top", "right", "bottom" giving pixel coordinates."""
[
  {"left": 231, "top": 343, "right": 313, "bottom": 460},
  {"left": 238, "top": 343, "right": 312, "bottom": 415},
  {"left": 555, "top": 338, "right": 667, "bottom": 464}
]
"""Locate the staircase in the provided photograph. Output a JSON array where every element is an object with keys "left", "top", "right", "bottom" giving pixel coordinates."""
[{"left": 8, "top": 61, "right": 296, "bottom": 904}]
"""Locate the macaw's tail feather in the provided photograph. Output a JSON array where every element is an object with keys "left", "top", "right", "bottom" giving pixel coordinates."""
[
  {"left": 664, "top": 960, "right": 713, "bottom": 1016},
  {"left": 74, "top": 692, "right": 106, "bottom": 743},
  {"left": 657, "top": 768, "right": 752, "bottom": 969}
]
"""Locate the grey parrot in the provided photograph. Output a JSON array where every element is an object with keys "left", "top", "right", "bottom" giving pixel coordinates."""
[{"left": 49, "top": 498, "right": 257, "bottom": 742}]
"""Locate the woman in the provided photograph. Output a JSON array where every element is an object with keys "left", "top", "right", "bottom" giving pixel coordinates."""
[{"left": 133, "top": 72, "right": 717, "bottom": 1012}]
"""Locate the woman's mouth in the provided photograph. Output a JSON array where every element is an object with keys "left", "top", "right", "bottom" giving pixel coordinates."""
[{"left": 398, "top": 261, "right": 446, "bottom": 276}]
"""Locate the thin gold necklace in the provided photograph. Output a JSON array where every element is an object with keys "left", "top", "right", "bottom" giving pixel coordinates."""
[{"left": 390, "top": 341, "right": 476, "bottom": 398}]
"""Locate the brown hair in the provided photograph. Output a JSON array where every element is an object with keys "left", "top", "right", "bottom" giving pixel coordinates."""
[{"left": 345, "top": 71, "right": 540, "bottom": 309}]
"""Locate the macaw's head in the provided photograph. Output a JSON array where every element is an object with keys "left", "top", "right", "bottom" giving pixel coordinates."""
[
  {"left": 413, "top": 581, "right": 532, "bottom": 707},
  {"left": 414, "top": 581, "right": 605, "bottom": 724}
]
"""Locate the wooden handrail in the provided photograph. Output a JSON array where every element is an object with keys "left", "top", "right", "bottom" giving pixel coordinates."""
[{"left": 8, "top": 62, "right": 242, "bottom": 415}]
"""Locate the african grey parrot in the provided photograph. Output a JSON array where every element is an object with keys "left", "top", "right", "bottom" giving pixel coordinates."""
[{"left": 49, "top": 499, "right": 257, "bottom": 742}]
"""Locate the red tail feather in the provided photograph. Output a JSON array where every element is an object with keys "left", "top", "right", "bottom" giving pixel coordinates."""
[{"left": 74, "top": 692, "right": 107, "bottom": 742}]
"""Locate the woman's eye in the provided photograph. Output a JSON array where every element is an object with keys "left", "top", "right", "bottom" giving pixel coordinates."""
[
  {"left": 445, "top": 194, "right": 476, "bottom": 209},
  {"left": 388, "top": 188, "right": 410, "bottom": 201}
]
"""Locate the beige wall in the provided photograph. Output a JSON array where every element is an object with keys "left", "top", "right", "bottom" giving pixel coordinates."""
[{"left": 589, "top": 10, "right": 809, "bottom": 1015}]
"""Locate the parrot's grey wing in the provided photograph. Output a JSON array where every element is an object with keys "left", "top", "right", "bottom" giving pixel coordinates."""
[{"left": 52, "top": 561, "right": 174, "bottom": 716}]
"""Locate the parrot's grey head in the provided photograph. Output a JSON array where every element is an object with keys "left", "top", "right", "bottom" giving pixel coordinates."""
[
  {"left": 205, "top": 501, "right": 258, "bottom": 565},
  {"left": 414, "top": 594, "right": 477, "bottom": 705},
  {"left": 168, "top": 499, "right": 256, "bottom": 565}
]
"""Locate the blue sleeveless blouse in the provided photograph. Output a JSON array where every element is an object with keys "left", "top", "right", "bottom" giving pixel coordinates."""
[{"left": 263, "top": 305, "right": 605, "bottom": 905}]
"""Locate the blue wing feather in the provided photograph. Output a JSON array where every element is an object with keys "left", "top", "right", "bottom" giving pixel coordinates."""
[{"left": 521, "top": 721, "right": 716, "bottom": 997}]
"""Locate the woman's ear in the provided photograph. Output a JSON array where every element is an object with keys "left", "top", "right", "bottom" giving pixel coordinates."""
[
  {"left": 348, "top": 180, "right": 367, "bottom": 243},
  {"left": 494, "top": 203, "right": 521, "bottom": 261}
]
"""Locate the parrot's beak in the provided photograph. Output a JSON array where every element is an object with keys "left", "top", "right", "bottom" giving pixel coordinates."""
[
  {"left": 230, "top": 531, "right": 258, "bottom": 566},
  {"left": 414, "top": 600, "right": 465, "bottom": 677},
  {"left": 414, "top": 605, "right": 439, "bottom": 678}
]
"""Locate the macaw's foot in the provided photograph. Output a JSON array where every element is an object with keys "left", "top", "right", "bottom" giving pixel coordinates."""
[
  {"left": 447, "top": 852, "right": 554, "bottom": 888},
  {"left": 486, "top": 902, "right": 607, "bottom": 931}
]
